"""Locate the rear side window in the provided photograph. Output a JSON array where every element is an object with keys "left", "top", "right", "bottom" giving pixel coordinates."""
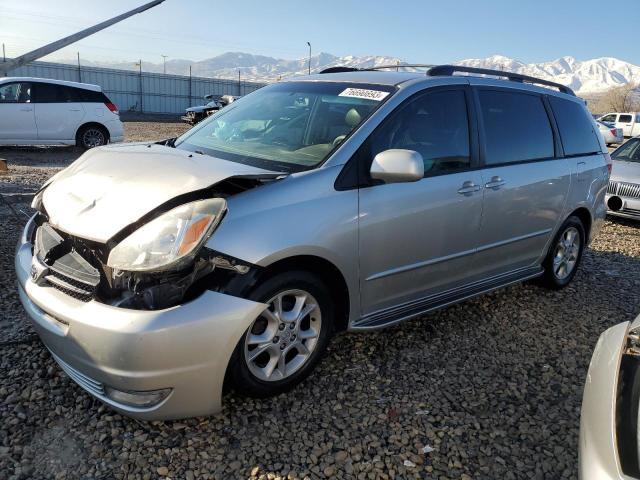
[
  {"left": 33, "top": 83, "right": 67, "bottom": 103},
  {"left": 63, "top": 87, "right": 105, "bottom": 102},
  {"left": 549, "top": 96, "right": 601, "bottom": 156},
  {"left": 478, "top": 90, "right": 554, "bottom": 165},
  {"left": 619, "top": 114, "right": 633, "bottom": 123}
]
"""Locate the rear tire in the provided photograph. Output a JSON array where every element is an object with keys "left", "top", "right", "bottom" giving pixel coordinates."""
[
  {"left": 77, "top": 125, "right": 108, "bottom": 149},
  {"left": 537, "top": 216, "right": 585, "bottom": 290},
  {"left": 228, "top": 271, "right": 334, "bottom": 398}
]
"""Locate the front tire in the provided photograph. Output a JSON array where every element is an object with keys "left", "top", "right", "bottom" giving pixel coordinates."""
[
  {"left": 228, "top": 271, "right": 334, "bottom": 397},
  {"left": 538, "top": 216, "right": 585, "bottom": 289}
]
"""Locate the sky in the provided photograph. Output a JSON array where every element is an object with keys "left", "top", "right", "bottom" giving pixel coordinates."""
[{"left": 1, "top": 0, "right": 640, "bottom": 66}]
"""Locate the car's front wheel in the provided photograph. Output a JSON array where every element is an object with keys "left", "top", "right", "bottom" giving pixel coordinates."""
[
  {"left": 228, "top": 271, "right": 334, "bottom": 397},
  {"left": 538, "top": 215, "right": 585, "bottom": 289}
]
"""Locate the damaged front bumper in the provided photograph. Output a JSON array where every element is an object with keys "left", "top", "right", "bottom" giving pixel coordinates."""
[{"left": 15, "top": 215, "right": 267, "bottom": 420}]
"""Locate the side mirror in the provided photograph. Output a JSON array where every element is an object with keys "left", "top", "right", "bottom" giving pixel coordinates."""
[{"left": 370, "top": 149, "right": 424, "bottom": 184}]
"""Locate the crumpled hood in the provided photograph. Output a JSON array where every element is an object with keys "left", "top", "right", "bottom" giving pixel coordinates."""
[
  {"left": 43, "top": 143, "right": 278, "bottom": 243},
  {"left": 611, "top": 160, "right": 640, "bottom": 184}
]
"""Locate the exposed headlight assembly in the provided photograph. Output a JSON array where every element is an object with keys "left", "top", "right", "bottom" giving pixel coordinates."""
[{"left": 107, "top": 198, "right": 226, "bottom": 272}]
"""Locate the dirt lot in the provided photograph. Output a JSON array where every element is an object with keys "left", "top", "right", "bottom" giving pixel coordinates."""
[{"left": 1, "top": 122, "right": 639, "bottom": 480}]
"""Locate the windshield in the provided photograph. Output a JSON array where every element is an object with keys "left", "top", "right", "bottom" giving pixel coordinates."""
[
  {"left": 612, "top": 138, "right": 640, "bottom": 163},
  {"left": 174, "top": 81, "right": 395, "bottom": 172}
]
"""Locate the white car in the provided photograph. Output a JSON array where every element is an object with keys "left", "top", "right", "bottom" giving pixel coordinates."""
[
  {"left": 599, "top": 112, "right": 640, "bottom": 138},
  {"left": 0, "top": 77, "right": 124, "bottom": 148},
  {"left": 580, "top": 314, "right": 640, "bottom": 480},
  {"left": 597, "top": 121, "right": 624, "bottom": 146}
]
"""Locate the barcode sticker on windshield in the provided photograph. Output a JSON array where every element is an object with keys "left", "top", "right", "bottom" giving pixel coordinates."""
[{"left": 338, "top": 88, "right": 389, "bottom": 101}]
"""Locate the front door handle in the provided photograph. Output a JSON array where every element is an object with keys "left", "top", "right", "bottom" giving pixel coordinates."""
[
  {"left": 20, "top": 107, "right": 33, "bottom": 112},
  {"left": 457, "top": 181, "right": 481, "bottom": 196},
  {"left": 485, "top": 176, "right": 506, "bottom": 190}
]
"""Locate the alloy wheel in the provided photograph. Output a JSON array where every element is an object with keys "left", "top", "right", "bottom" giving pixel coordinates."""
[
  {"left": 552, "top": 226, "right": 580, "bottom": 280},
  {"left": 82, "top": 129, "right": 106, "bottom": 148},
  {"left": 244, "top": 289, "right": 322, "bottom": 382}
]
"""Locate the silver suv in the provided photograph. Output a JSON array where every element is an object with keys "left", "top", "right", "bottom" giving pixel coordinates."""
[{"left": 16, "top": 65, "right": 609, "bottom": 420}]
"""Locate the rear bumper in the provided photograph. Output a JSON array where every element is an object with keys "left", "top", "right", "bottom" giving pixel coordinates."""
[
  {"left": 106, "top": 119, "right": 124, "bottom": 144},
  {"left": 15, "top": 216, "right": 266, "bottom": 420},
  {"left": 579, "top": 321, "right": 634, "bottom": 480}
]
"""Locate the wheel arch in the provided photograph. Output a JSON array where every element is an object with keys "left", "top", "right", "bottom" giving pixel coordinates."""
[
  {"left": 256, "top": 255, "right": 351, "bottom": 333},
  {"left": 568, "top": 206, "right": 592, "bottom": 242},
  {"left": 75, "top": 122, "right": 110, "bottom": 145}
]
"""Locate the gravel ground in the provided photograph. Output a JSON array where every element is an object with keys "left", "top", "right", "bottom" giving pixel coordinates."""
[{"left": 1, "top": 124, "right": 639, "bottom": 479}]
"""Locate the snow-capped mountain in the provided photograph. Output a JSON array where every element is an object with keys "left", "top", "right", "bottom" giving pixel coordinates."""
[
  {"left": 456, "top": 54, "right": 640, "bottom": 94},
  {"left": 68, "top": 52, "right": 402, "bottom": 82},
  {"left": 58, "top": 52, "right": 639, "bottom": 94}
]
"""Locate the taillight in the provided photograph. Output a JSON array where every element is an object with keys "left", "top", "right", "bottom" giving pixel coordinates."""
[
  {"left": 611, "top": 129, "right": 617, "bottom": 136},
  {"left": 105, "top": 102, "right": 119, "bottom": 114},
  {"left": 604, "top": 152, "right": 612, "bottom": 174}
]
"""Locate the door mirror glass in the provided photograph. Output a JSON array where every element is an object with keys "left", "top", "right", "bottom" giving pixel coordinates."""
[{"left": 370, "top": 149, "right": 424, "bottom": 183}]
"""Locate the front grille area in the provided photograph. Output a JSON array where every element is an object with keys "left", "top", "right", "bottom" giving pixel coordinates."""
[
  {"left": 49, "top": 350, "right": 106, "bottom": 398},
  {"left": 45, "top": 270, "right": 96, "bottom": 302},
  {"left": 608, "top": 181, "right": 640, "bottom": 199},
  {"left": 34, "top": 223, "right": 101, "bottom": 302},
  {"left": 621, "top": 207, "right": 640, "bottom": 217}
]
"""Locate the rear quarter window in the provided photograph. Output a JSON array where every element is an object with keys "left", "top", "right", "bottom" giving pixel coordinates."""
[
  {"left": 68, "top": 87, "right": 106, "bottom": 102},
  {"left": 548, "top": 96, "right": 601, "bottom": 156}
]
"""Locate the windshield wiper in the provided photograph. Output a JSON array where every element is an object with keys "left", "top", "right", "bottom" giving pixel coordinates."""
[{"left": 156, "top": 137, "right": 177, "bottom": 148}]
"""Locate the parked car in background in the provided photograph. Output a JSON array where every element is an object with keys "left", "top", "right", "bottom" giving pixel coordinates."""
[
  {"left": 597, "top": 121, "right": 624, "bottom": 146},
  {"left": 16, "top": 65, "right": 608, "bottom": 420},
  {"left": 580, "top": 313, "right": 640, "bottom": 480},
  {"left": 606, "top": 137, "right": 640, "bottom": 219},
  {"left": 182, "top": 94, "right": 223, "bottom": 125},
  {"left": 0, "top": 77, "right": 123, "bottom": 148},
  {"left": 182, "top": 94, "right": 243, "bottom": 124},
  {"left": 599, "top": 112, "right": 640, "bottom": 138},
  {"left": 205, "top": 94, "right": 242, "bottom": 117}
]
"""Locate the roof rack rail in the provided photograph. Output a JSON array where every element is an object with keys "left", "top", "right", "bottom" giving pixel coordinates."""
[
  {"left": 319, "top": 64, "right": 435, "bottom": 74},
  {"left": 428, "top": 65, "right": 575, "bottom": 96},
  {"left": 319, "top": 66, "right": 360, "bottom": 74},
  {"left": 365, "top": 63, "right": 436, "bottom": 71}
]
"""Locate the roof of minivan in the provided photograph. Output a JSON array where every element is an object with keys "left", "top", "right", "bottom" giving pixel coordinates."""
[
  {"left": 0, "top": 77, "right": 101, "bottom": 91},
  {"left": 283, "top": 71, "right": 425, "bottom": 86},
  {"left": 286, "top": 70, "right": 578, "bottom": 99}
]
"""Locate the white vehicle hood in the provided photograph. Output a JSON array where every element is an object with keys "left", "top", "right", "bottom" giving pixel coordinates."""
[
  {"left": 42, "top": 143, "right": 279, "bottom": 243},
  {"left": 611, "top": 160, "right": 640, "bottom": 184}
]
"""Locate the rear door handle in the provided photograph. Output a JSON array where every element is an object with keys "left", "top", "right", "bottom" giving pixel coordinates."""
[
  {"left": 69, "top": 108, "right": 82, "bottom": 112},
  {"left": 485, "top": 176, "right": 506, "bottom": 190},
  {"left": 457, "top": 181, "right": 481, "bottom": 196}
]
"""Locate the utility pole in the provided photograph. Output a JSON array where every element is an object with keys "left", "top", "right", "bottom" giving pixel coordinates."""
[
  {"left": 306, "top": 41, "right": 311, "bottom": 75},
  {"left": 135, "top": 60, "right": 143, "bottom": 112},
  {"left": 188, "top": 65, "right": 192, "bottom": 106},
  {"left": 238, "top": 69, "right": 241, "bottom": 96},
  {"left": 2, "top": 44, "right": 5, "bottom": 63},
  {"left": 77, "top": 52, "right": 81, "bottom": 82},
  {"left": 161, "top": 54, "right": 168, "bottom": 74}
]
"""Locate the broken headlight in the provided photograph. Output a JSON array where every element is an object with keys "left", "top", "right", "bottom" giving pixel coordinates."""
[{"left": 107, "top": 198, "right": 226, "bottom": 272}]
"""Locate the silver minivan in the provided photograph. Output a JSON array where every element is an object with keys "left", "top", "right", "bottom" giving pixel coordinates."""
[{"left": 16, "top": 65, "right": 609, "bottom": 419}]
